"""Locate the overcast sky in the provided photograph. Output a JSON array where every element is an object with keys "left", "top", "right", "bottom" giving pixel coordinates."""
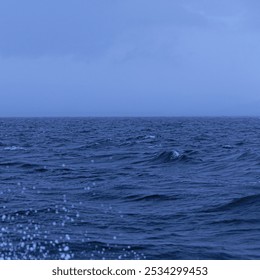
[{"left": 0, "top": 0, "right": 260, "bottom": 116}]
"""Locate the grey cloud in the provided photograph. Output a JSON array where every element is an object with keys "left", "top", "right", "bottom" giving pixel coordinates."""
[
  {"left": 0, "top": 0, "right": 259, "bottom": 116},
  {"left": 0, "top": 0, "right": 209, "bottom": 58}
]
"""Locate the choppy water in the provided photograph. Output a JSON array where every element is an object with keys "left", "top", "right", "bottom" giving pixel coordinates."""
[{"left": 0, "top": 117, "right": 260, "bottom": 260}]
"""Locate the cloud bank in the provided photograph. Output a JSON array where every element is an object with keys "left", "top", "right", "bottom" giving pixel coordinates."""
[{"left": 0, "top": 0, "right": 259, "bottom": 116}]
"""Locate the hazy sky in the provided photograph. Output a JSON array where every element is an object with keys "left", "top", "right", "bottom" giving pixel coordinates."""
[{"left": 1, "top": 0, "right": 260, "bottom": 116}]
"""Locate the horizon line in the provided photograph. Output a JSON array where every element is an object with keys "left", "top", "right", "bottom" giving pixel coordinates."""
[{"left": 0, "top": 115, "right": 259, "bottom": 118}]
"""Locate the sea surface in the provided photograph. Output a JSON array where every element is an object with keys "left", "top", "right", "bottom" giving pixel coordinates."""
[{"left": 0, "top": 117, "right": 260, "bottom": 260}]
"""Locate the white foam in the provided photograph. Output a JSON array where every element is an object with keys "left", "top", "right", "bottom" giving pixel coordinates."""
[
  {"left": 4, "top": 146, "right": 26, "bottom": 151},
  {"left": 172, "top": 150, "right": 180, "bottom": 158},
  {"left": 63, "top": 246, "right": 69, "bottom": 252}
]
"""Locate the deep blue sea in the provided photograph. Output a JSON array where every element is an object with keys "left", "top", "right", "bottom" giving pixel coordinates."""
[{"left": 0, "top": 117, "right": 260, "bottom": 260}]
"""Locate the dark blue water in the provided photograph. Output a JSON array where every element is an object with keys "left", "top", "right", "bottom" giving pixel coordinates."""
[{"left": 0, "top": 117, "right": 260, "bottom": 260}]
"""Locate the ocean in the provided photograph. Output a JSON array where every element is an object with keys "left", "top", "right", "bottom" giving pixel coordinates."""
[{"left": 0, "top": 117, "right": 259, "bottom": 260}]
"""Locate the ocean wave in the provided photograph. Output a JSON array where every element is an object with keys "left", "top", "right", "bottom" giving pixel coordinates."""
[
  {"left": 145, "top": 135, "right": 156, "bottom": 139},
  {"left": 222, "top": 145, "right": 233, "bottom": 149},
  {"left": 236, "top": 150, "right": 259, "bottom": 160},
  {"left": 0, "top": 161, "right": 49, "bottom": 173},
  {"left": 151, "top": 150, "right": 183, "bottom": 163},
  {"left": 204, "top": 194, "right": 260, "bottom": 213},
  {"left": 209, "top": 218, "right": 260, "bottom": 225},
  {"left": 124, "top": 194, "right": 180, "bottom": 202},
  {"left": 3, "top": 146, "right": 26, "bottom": 151},
  {"left": 149, "top": 149, "right": 199, "bottom": 164}
]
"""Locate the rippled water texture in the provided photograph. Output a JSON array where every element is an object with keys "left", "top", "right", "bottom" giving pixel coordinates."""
[{"left": 0, "top": 117, "right": 260, "bottom": 259}]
